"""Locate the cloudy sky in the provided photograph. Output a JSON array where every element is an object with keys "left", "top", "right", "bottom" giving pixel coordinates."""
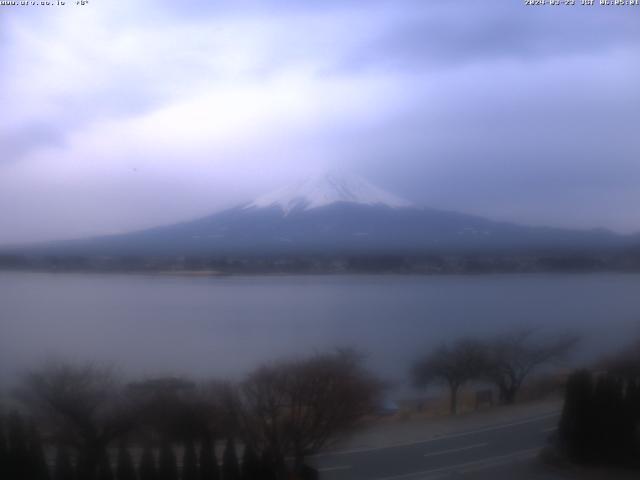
[{"left": 1, "top": 0, "right": 639, "bottom": 245}]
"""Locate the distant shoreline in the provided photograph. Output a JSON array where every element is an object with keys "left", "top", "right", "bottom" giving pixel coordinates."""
[
  {"left": 2, "top": 266, "right": 640, "bottom": 277},
  {"left": 2, "top": 248, "right": 640, "bottom": 276}
]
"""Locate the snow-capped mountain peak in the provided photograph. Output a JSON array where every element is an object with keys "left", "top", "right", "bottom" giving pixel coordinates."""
[{"left": 245, "top": 173, "right": 413, "bottom": 214}]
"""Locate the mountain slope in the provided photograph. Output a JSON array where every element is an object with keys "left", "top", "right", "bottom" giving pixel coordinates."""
[{"left": 18, "top": 173, "right": 634, "bottom": 257}]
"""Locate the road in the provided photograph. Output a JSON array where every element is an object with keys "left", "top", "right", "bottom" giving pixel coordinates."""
[{"left": 312, "top": 412, "right": 561, "bottom": 480}]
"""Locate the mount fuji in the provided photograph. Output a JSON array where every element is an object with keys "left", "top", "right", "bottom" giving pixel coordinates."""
[
  {"left": 245, "top": 173, "right": 413, "bottom": 214},
  {"left": 17, "top": 172, "right": 635, "bottom": 261}
]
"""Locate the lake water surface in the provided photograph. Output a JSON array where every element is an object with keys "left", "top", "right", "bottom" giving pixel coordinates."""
[{"left": 1, "top": 272, "right": 639, "bottom": 387}]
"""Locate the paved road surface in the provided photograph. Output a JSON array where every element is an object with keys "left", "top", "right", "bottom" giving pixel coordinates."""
[{"left": 312, "top": 412, "right": 561, "bottom": 480}]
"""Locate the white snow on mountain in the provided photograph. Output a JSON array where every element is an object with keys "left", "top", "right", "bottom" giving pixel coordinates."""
[{"left": 245, "top": 173, "right": 413, "bottom": 214}]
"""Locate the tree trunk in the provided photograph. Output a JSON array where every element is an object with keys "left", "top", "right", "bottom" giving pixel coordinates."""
[
  {"left": 77, "top": 447, "right": 100, "bottom": 480},
  {"left": 450, "top": 384, "right": 459, "bottom": 415},
  {"left": 502, "top": 387, "right": 517, "bottom": 405},
  {"left": 499, "top": 382, "right": 519, "bottom": 405}
]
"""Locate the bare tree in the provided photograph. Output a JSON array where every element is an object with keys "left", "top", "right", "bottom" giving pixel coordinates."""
[
  {"left": 412, "top": 339, "right": 486, "bottom": 415},
  {"left": 483, "top": 329, "right": 578, "bottom": 404},
  {"left": 18, "top": 362, "right": 135, "bottom": 480},
  {"left": 232, "top": 350, "right": 382, "bottom": 477}
]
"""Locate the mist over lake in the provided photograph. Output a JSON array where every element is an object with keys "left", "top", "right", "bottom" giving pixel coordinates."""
[{"left": 2, "top": 271, "right": 639, "bottom": 388}]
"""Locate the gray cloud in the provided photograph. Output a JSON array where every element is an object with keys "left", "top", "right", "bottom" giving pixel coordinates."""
[
  {"left": 337, "top": 3, "right": 640, "bottom": 72},
  {"left": 0, "top": 124, "right": 65, "bottom": 163},
  {"left": 1, "top": 0, "right": 639, "bottom": 244}
]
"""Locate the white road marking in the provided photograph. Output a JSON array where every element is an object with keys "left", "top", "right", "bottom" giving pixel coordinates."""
[
  {"left": 317, "top": 465, "right": 351, "bottom": 472},
  {"left": 373, "top": 447, "right": 541, "bottom": 480},
  {"left": 312, "top": 411, "right": 559, "bottom": 458},
  {"left": 541, "top": 426, "right": 557, "bottom": 433},
  {"left": 424, "top": 442, "right": 488, "bottom": 458},
  {"left": 458, "top": 447, "right": 540, "bottom": 474}
]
